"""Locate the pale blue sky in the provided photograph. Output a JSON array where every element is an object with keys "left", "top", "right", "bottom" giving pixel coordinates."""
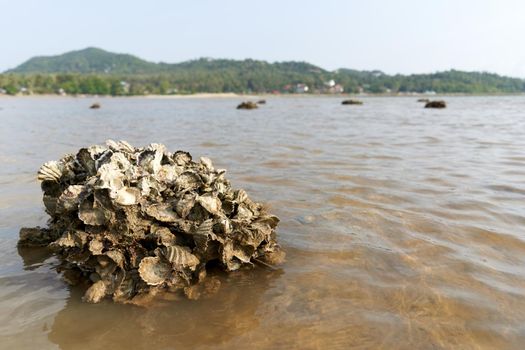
[{"left": 2, "top": 0, "right": 525, "bottom": 77}]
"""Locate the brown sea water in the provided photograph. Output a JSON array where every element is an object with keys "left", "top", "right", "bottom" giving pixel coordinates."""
[{"left": 1, "top": 96, "right": 525, "bottom": 349}]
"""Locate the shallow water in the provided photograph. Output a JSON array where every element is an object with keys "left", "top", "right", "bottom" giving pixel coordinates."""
[{"left": 1, "top": 96, "right": 525, "bottom": 349}]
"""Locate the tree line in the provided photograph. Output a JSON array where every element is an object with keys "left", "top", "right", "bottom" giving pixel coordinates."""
[{"left": 1, "top": 69, "right": 524, "bottom": 96}]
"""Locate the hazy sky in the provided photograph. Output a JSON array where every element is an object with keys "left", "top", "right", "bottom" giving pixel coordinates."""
[{"left": 2, "top": 0, "right": 525, "bottom": 76}]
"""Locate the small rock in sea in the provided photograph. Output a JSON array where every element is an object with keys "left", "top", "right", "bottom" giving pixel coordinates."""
[
  {"left": 90, "top": 103, "right": 101, "bottom": 109},
  {"left": 19, "top": 140, "right": 284, "bottom": 304},
  {"left": 424, "top": 100, "right": 446, "bottom": 109},
  {"left": 417, "top": 98, "right": 430, "bottom": 103},
  {"left": 257, "top": 100, "right": 266, "bottom": 105},
  {"left": 237, "top": 101, "right": 258, "bottom": 110},
  {"left": 341, "top": 99, "right": 363, "bottom": 105}
]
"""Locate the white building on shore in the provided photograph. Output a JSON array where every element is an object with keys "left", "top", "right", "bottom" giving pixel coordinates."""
[{"left": 295, "top": 83, "right": 309, "bottom": 93}]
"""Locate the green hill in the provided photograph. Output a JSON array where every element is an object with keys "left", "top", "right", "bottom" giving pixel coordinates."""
[
  {"left": 6, "top": 47, "right": 160, "bottom": 74},
  {"left": 2, "top": 48, "right": 525, "bottom": 95},
  {"left": 6, "top": 48, "right": 328, "bottom": 77}
]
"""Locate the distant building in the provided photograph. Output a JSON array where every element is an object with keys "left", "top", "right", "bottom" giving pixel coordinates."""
[
  {"left": 0, "top": 88, "right": 6, "bottom": 94},
  {"left": 120, "top": 81, "right": 130, "bottom": 93},
  {"left": 57, "top": 88, "right": 66, "bottom": 96},
  {"left": 332, "top": 84, "right": 344, "bottom": 93},
  {"left": 320, "top": 80, "right": 344, "bottom": 94},
  {"left": 295, "top": 83, "right": 309, "bottom": 93},
  {"left": 325, "top": 79, "right": 336, "bottom": 88}
]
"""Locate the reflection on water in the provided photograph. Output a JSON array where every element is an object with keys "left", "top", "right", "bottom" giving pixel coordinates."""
[
  {"left": 48, "top": 269, "right": 282, "bottom": 350},
  {"left": 17, "top": 246, "right": 53, "bottom": 270},
  {"left": 1, "top": 96, "right": 525, "bottom": 349}
]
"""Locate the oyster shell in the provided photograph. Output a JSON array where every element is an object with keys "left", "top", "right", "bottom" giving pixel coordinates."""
[
  {"left": 106, "top": 139, "right": 136, "bottom": 154},
  {"left": 157, "top": 164, "right": 180, "bottom": 184},
  {"left": 83, "top": 280, "right": 107, "bottom": 303},
  {"left": 173, "top": 151, "right": 192, "bottom": 166},
  {"left": 57, "top": 185, "right": 84, "bottom": 212},
  {"left": 51, "top": 232, "right": 76, "bottom": 248},
  {"left": 78, "top": 195, "right": 110, "bottom": 226},
  {"left": 105, "top": 250, "right": 125, "bottom": 268},
  {"left": 145, "top": 203, "right": 179, "bottom": 223},
  {"left": 195, "top": 219, "right": 214, "bottom": 236},
  {"left": 95, "top": 255, "right": 117, "bottom": 277},
  {"left": 235, "top": 189, "right": 248, "bottom": 203},
  {"left": 150, "top": 226, "right": 177, "bottom": 246},
  {"left": 175, "top": 193, "right": 196, "bottom": 218},
  {"left": 76, "top": 148, "right": 98, "bottom": 176},
  {"left": 96, "top": 162, "right": 125, "bottom": 194},
  {"left": 138, "top": 256, "right": 171, "bottom": 285},
  {"left": 105, "top": 139, "right": 120, "bottom": 151},
  {"left": 37, "top": 161, "right": 62, "bottom": 182},
  {"left": 88, "top": 238, "right": 104, "bottom": 255},
  {"left": 113, "top": 271, "right": 137, "bottom": 302},
  {"left": 118, "top": 140, "right": 136, "bottom": 153},
  {"left": 221, "top": 241, "right": 242, "bottom": 271},
  {"left": 175, "top": 171, "right": 201, "bottom": 191},
  {"left": 114, "top": 187, "right": 141, "bottom": 206},
  {"left": 161, "top": 245, "right": 200, "bottom": 270},
  {"left": 255, "top": 214, "right": 280, "bottom": 228},
  {"left": 196, "top": 193, "right": 222, "bottom": 215},
  {"left": 235, "top": 204, "right": 254, "bottom": 221},
  {"left": 199, "top": 157, "right": 214, "bottom": 171},
  {"left": 73, "top": 230, "right": 89, "bottom": 247}
]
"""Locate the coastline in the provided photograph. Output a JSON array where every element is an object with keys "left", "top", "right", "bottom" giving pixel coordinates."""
[
  {"left": 0, "top": 92, "right": 249, "bottom": 99},
  {"left": 1, "top": 92, "right": 525, "bottom": 99}
]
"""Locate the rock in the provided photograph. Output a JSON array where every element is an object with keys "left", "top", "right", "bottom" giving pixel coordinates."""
[
  {"left": 257, "top": 100, "right": 266, "bottom": 105},
  {"left": 425, "top": 100, "right": 446, "bottom": 109},
  {"left": 237, "top": 101, "right": 258, "bottom": 110},
  {"left": 341, "top": 99, "right": 363, "bottom": 105},
  {"left": 90, "top": 103, "right": 101, "bottom": 109},
  {"left": 18, "top": 227, "right": 57, "bottom": 247},
  {"left": 417, "top": 98, "right": 430, "bottom": 103},
  {"left": 20, "top": 140, "right": 284, "bottom": 304}
]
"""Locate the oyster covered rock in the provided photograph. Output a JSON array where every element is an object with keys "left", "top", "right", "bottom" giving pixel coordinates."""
[{"left": 19, "top": 140, "right": 284, "bottom": 304}]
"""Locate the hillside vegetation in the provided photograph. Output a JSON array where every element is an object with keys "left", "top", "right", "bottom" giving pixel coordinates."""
[{"left": 2, "top": 48, "right": 524, "bottom": 95}]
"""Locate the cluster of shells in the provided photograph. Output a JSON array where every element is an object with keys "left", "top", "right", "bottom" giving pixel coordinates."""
[{"left": 20, "top": 140, "right": 283, "bottom": 303}]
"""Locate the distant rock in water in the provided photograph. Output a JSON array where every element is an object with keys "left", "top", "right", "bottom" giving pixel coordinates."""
[
  {"left": 424, "top": 100, "right": 446, "bottom": 109},
  {"left": 89, "top": 103, "right": 101, "bottom": 109},
  {"left": 257, "top": 100, "right": 266, "bottom": 105},
  {"left": 417, "top": 98, "right": 430, "bottom": 103},
  {"left": 341, "top": 99, "right": 363, "bottom": 105},
  {"left": 237, "top": 101, "right": 258, "bottom": 110}
]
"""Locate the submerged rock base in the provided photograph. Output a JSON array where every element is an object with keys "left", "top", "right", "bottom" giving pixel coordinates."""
[
  {"left": 19, "top": 140, "right": 284, "bottom": 303},
  {"left": 424, "top": 100, "right": 447, "bottom": 109},
  {"left": 341, "top": 99, "right": 363, "bottom": 105}
]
